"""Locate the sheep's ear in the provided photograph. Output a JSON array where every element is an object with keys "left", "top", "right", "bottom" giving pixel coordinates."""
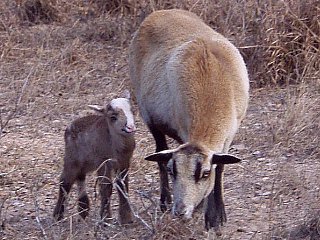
[
  {"left": 121, "top": 89, "right": 131, "bottom": 99},
  {"left": 88, "top": 104, "right": 105, "bottom": 114},
  {"left": 211, "top": 154, "right": 241, "bottom": 165},
  {"left": 145, "top": 149, "right": 175, "bottom": 162}
]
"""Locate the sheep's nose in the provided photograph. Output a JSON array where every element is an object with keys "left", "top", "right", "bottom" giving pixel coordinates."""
[{"left": 173, "top": 202, "right": 186, "bottom": 216}]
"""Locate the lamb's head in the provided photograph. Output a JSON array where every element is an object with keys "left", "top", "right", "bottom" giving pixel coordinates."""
[
  {"left": 107, "top": 97, "right": 136, "bottom": 134},
  {"left": 145, "top": 143, "right": 241, "bottom": 218},
  {"left": 88, "top": 95, "right": 136, "bottom": 135}
]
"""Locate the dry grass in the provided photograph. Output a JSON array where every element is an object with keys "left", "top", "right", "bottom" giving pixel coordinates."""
[
  {"left": 4, "top": 0, "right": 319, "bottom": 87},
  {"left": 16, "top": 0, "right": 60, "bottom": 25},
  {"left": 0, "top": 0, "right": 319, "bottom": 239}
]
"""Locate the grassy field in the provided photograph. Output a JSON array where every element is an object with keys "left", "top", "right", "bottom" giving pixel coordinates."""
[{"left": 0, "top": 0, "right": 319, "bottom": 239}]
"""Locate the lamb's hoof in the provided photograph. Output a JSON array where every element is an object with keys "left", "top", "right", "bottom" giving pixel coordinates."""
[
  {"left": 119, "top": 210, "right": 134, "bottom": 225},
  {"left": 78, "top": 195, "right": 90, "bottom": 219},
  {"left": 207, "top": 227, "right": 222, "bottom": 240},
  {"left": 79, "top": 209, "right": 89, "bottom": 219},
  {"left": 53, "top": 212, "right": 63, "bottom": 221},
  {"left": 53, "top": 206, "right": 64, "bottom": 221},
  {"left": 100, "top": 210, "right": 113, "bottom": 223}
]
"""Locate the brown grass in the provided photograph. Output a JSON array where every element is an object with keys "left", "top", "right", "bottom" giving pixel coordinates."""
[
  {"left": 16, "top": 0, "right": 60, "bottom": 24},
  {"left": 0, "top": 0, "right": 319, "bottom": 239},
  {"left": 5, "top": 0, "right": 319, "bottom": 87}
]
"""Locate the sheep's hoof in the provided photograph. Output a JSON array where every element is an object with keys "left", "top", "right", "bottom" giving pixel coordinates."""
[
  {"left": 119, "top": 209, "right": 134, "bottom": 224},
  {"left": 207, "top": 228, "right": 223, "bottom": 240},
  {"left": 53, "top": 213, "right": 63, "bottom": 221},
  {"left": 160, "top": 194, "right": 172, "bottom": 212},
  {"left": 100, "top": 205, "right": 113, "bottom": 223},
  {"left": 204, "top": 204, "right": 226, "bottom": 235},
  {"left": 79, "top": 209, "right": 89, "bottom": 219},
  {"left": 160, "top": 200, "right": 172, "bottom": 213},
  {"left": 160, "top": 202, "right": 167, "bottom": 212},
  {"left": 53, "top": 205, "right": 64, "bottom": 221},
  {"left": 101, "top": 216, "right": 113, "bottom": 223},
  {"left": 78, "top": 195, "right": 90, "bottom": 219}
]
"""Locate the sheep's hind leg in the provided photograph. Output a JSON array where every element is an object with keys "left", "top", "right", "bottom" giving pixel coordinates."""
[
  {"left": 53, "top": 171, "right": 77, "bottom": 221},
  {"left": 77, "top": 174, "right": 90, "bottom": 219}
]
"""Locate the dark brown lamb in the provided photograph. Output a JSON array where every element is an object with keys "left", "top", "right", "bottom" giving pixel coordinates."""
[{"left": 53, "top": 93, "right": 136, "bottom": 224}]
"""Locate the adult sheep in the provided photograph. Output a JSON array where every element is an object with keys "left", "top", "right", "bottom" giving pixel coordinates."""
[{"left": 128, "top": 9, "right": 249, "bottom": 233}]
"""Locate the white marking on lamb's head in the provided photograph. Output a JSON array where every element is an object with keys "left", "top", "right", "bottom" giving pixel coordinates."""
[
  {"left": 145, "top": 143, "right": 241, "bottom": 218},
  {"left": 88, "top": 93, "right": 136, "bottom": 134},
  {"left": 109, "top": 97, "right": 136, "bottom": 133}
]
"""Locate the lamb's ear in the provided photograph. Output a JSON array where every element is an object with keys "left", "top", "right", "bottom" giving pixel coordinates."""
[
  {"left": 145, "top": 149, "right": 176, "bottom": 162},
  {"left": 121, "top": 89, "right": 131, "bottom": 99},
  {"left": 88, "top": 104, "right": 105, "bottom": 114},
  {"left": 211, "top": 154, "right": 241, "bottom": 165}
]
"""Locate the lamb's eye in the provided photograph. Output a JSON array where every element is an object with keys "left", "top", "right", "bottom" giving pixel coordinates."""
[
  {"left": 202, "top": 170, "right": 211, "bottom": 179},
  {"left": 110, "top": 116, "right": 117, "bottom": 121}
]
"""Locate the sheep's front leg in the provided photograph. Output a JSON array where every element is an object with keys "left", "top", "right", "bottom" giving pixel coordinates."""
[
  {"left": 98, "top": 166, "right": 113, "bottom": 222},
  {"left": 149, "top": 126, "right": 172, "bottom": 211},
  {"left": 205, "top": 164, "right": 226, "bottom": 234},
  {"left": 53, "top": 170, "right": 77, "bottom": 221},
  {"left": 116, "top": 169, "right": 134, "bottom": 224},
  {"left": 157, "top": 160, "right": 171, "bottom": 212}
]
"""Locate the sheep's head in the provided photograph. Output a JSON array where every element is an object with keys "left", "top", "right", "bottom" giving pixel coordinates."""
[
  {"left": 145, "top": 143, "right": 241, "bottom": 218},
  {"left": 88, "top": 92, "right": 136, "bottom": 135}
]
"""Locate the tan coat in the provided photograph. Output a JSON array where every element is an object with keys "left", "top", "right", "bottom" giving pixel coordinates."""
[
  {"left": 129, "top": 9, "right": 249, "bottom": 153},
  {"left": 129, "top": 9, "right": 249, "bottom": 232}
]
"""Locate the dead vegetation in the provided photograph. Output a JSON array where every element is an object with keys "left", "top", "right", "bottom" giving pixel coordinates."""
[
  {"left": 16, "top": 0, "right": 60, "bottom": 25},
  {"left": 0, "top": 0, "right": 319, "bottom": 239}
]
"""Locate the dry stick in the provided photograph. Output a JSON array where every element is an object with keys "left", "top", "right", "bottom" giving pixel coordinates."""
[
  {"left": 0, "top": 65, "right": 37, "bottom": 138},
  {"left": 93, "top": 158, "right": 115, "bottom": 199},
  {"left": 0, "top": 196, "right": 8, "bottom": 231},
  {"left": 283, "top": 2, "right": 319, "bottom": 40},
  {"left": 114, "top": 173, "right": 154, "bottom": 233},
  {"left": 32, "top": 184, "right": 48, "bottom": 240},
  {"left": 0, "top": 166, "right": 16, "bottom": 177},
  {"left": 132, "top": 177, "right": 158, "bottom": 225},
  {"left": 136, "top": 189, "right": 157, "bottom": 231}
]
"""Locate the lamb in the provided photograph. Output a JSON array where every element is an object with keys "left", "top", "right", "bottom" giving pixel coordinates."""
[
  {"left": 128, "top": 9, "right": 249, "bottom": 233},
  {"left": 53, "top": 92, "right": 136, "bottom": 224}
]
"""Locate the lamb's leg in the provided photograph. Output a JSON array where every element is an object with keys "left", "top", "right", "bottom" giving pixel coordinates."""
[
  {"left": 116, "top": 169, "right": 133, "bottom": 224},
  {"left": 53, "top": 170, "right": 77, "bottom": 221},
  {"left": 77, "top": 174, "right": 89, "bottom": 219},
  {"left": 205, "top": 164, "right": 226, "bottom": 234},
  {"left": 149, "top": 126, "right": 171, "bottom": 212},
  {"left": 98, "top": 164, "right": 113, "bottom": 222}
]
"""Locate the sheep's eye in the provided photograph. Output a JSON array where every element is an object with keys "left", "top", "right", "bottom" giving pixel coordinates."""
[
  {"left": 202, "top": 170, "right": 211, "bottom": 179},
  {"left": 110, "top": 115, "right": 117, "bottom": 121},
  {"left": 167, "top": 166, "right": 173, "bottom": 175}
]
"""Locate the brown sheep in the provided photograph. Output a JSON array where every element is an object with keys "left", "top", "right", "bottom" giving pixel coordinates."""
[
  {"left": 53, "top": 92, "right": 136, "bottom": 224},
  {"left": 128, "top": 9, "right": 249, "bottom": 233}
]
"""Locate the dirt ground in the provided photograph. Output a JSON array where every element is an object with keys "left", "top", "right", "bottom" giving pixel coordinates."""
[{"left": 1, "top": 2, "right": 319, "bottom": 240}]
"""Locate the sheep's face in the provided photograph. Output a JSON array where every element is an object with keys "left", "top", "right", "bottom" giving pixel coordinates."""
[
  {"left": 167, "top": 144, "right": 215, "bottom": 218},
  {"left": 145, "top": 143, "right": 241, "bottom": 219},
  {"left": 107, "top": 98, "right": 136, "bottom": 135}
]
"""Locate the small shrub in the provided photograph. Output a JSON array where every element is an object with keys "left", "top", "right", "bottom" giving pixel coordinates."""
[{"left": 17, "top": 0, "right": 59, "bottom": 25}]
